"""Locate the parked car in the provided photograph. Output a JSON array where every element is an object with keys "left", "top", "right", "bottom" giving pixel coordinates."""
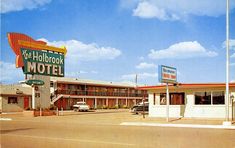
[
  {"left": 130, "top": 102, "right": 149, "bottom": 114},
  {"left": 73, "top": 102, "right": 89, "bottom": 112}
]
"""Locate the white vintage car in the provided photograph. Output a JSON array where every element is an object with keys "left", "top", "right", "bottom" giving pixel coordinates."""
[{"left": 73, "top": 102, "right": 89, "bottom": 112}]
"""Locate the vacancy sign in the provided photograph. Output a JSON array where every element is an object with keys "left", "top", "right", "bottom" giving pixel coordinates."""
[{"left": 158, "top": 65, "right": 177, "bottom": 83}]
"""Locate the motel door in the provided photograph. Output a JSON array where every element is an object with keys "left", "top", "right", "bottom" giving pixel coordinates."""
[
  {"left": 86, "top": 98, "right": 94, "bottom": 108},
  {"left": 233, "top": 101, "right": 235, "bottom": 121},
  {"left": 24, "top": 96, "right": 29, "bottom": 109}
]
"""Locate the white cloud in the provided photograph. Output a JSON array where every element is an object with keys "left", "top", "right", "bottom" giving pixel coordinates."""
[
  {"left": 65, "top": 72, "right": 80, "bottom": 78},
  {"left": 65, "top": 70, "right": 98, "bottom": 78},
  {"left": 1, "top": 0, "right": 51, "bottom": 13},
  {"left": 79, "top": 70, "right": 88, "bottom": 74},
  {"left": 133, "top": 1, "right": 179, "bottom": 21},
  {"left": 139, "top": 56, "right": 145, "bottom": 61},
  {"left": 38, "top": 38, "right": 122, "bottom": 62},
  {"left": 131, "top": 0, "right": 235, "bottom": 20},
  {"left": 91, "top": 70, "right": 98, "bottom": 74},
  {"left": 148, "top": 41, "right": 218, "bottom": 59},
  {"left": 231, "top": 53, "right": 235, "bottom": 58},
  {"left": 136, "top": 62, "right": 156, "bottom": 69},
  {"left": 222, "top": 39, "right": 235, "bottom": 50},
  {"left": 121, "top": 72, "right": 158, "bottom": 80},
  {"left": 0, "top": 61, "right": 24, "bottom": 84}
]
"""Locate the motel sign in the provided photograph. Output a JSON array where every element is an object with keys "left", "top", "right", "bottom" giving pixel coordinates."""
[
  {"left": 8, "top": 33, "right": 66, "bottom": 77},
  {"left": 21, "top": 48, "right": 64, "bottom": 77}
]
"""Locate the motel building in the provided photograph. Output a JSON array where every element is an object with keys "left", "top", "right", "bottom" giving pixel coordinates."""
[
  {"left": 140, "top": 83, "right": 235, "bottom": 119},
  {"left": 0, "top": 77, "right": 147, "bottom": 112},
  {"left": 50, "top": 77, "right": 147, "bottom": 110}
]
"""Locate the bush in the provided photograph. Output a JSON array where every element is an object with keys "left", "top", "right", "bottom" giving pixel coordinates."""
[
  {"left": 102, "top": 105, "right": 108, "bottom": 109},
  {"left": 49, "top": 104, "right": 57, "bottom": 110},
  {"left": 36, "top": 106, "right": 41, "bottom": 111},
  {"left": 114, "top": 105, "right": 119, "bottom": 109},
  {"left": 122, "top": 105, "right": 128, "bottom": 109},
  {"left": 25, "top": 107, "right": 31, "bottom": 110},
  {"left": 96, "top": 105, "right": 102, "bottom": 109}
]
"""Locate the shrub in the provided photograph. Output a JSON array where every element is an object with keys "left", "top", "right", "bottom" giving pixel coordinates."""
[
  {"left": 36, "top": 106, "right": 41, "bottom": 111},
  {"left": 49, "top": 104, "right": 57, "bottom": 110},
  {"left": 102, "top": 105, "right": 108, "bottom": 109},
  {"left": 122, "top": 105, "right": 128, "bottom": 109},
  {"left": 25, "top": 107, "right": 31, "bottom": 110},
  {"left": 114, "top": 105, "right": 119, "bottom": 109}
]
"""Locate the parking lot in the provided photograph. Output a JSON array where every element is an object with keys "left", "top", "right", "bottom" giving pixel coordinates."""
[{"left": 1, "top": 109, "right": 235, "bottom": 148}]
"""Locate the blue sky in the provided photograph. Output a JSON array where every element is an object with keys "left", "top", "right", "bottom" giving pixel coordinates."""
[{"left": 1, "top": 0, "right": 235, "bottom": 85}]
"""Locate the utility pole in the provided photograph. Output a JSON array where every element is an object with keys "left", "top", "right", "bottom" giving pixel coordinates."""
[{"left": 224, "top": 0, "right": 231, "bottom": 126}]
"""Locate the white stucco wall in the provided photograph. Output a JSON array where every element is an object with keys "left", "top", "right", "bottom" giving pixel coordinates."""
[
  {"left": 148, "top": 88, "right": 234, "bottom": 119},
  {"left": 0, "top": 96, "right": 2, "bottom": 112},
  {"left": 2, "top": 96, "right": 24, "bottom": 112},
  {"left": 183, "top": 93, "right": 232, "bottom": 118},
  {"left": 149, "top": 93, "right": 185, "bottom": 118}
]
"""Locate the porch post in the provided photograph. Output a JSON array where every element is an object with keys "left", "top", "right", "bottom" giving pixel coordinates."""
[
  {"left": 94, "top": 98, "right": 97, "bottom": 109},
  {"left": 106, "top": 98, "right": 108, "bottom": 106}
]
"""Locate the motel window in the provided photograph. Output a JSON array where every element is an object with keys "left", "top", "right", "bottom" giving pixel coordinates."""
[
  {"left": 212, "top": 91, "right": 225, "bottom": 105},
  {"left": 195, "top": 92, "right": 211, "bottom": 105},
  {"left": 160, "top": 93, "right": 166, "bottom": 105},
  {"left": 195, "top": 91, "right": 225, "bottom": 105},
  {"left": 8, "top": 97, "right": 18, "bottom": 104},
  {"left": 68, "top": 84, "right": 73, "bottom": 90},
  {"left": 50, "top": 82, "right": 54, "bottom": 87},
  {"left": 160, "top": 93, "right": 185, "bottom": 105}
]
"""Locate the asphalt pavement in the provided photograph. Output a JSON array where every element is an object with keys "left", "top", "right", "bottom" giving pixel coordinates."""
[{"left": 1, "top": 110, "right": 235, "bottom": 148}]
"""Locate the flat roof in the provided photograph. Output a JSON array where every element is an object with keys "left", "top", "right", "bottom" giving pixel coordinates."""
[
  {"left": 138, "top": 83, "right": 235, "bottom": 90},
  {"left": 0, "top": 84, "right": 32, "bottom": 95},
  {"left": 50, "top": 77, "right": 142, "bottom": 88}
]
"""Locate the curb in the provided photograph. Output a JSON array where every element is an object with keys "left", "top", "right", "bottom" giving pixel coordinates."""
[{"left": 120, "top": 122, "right": 235, "bottom": 129}]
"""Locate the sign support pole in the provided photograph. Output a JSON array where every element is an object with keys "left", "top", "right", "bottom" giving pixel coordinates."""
[
  {"left": 32, "top": 84, "right": 35, "bottom": 109},
  {"left": 166, "top": 83, "right": 169, "bottom": 122}
]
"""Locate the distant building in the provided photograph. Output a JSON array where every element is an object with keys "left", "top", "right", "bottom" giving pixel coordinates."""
[
  {"left": 50, "top": 77, "right": 147, "bottom": 110},
  {"left": 140, "top": 83, "right": 235, "bottom": 119},
  {"left": 0, "top": 84, "right": 32, "bottom": 112}
]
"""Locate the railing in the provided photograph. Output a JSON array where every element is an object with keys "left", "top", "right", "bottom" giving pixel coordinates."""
[
  {"left": 51, "top": 94, "right": 63, "bottom": 104},
  {"left": 55, "top": 90, "right": 147, "bottom": 97}
]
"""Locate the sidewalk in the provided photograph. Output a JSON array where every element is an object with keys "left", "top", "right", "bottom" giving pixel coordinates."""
[
  {"left": 136, "top": 116, "right": 234, "bottom": 125},
  {"left": 121, "top": 115, "right": 235, "bottom": 129}
]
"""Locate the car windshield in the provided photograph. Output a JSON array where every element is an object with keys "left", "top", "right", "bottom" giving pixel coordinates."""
[
  {"left": 138, "top": 102, "right": 148, "bottom": 105},
  {"left": 76, "top": 102, "right": 86, "bottom": 105}
]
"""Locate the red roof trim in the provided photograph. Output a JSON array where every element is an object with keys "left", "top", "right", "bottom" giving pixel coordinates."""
[{"left": 138, "top": 83, "right": 235, "bottom": 90}]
